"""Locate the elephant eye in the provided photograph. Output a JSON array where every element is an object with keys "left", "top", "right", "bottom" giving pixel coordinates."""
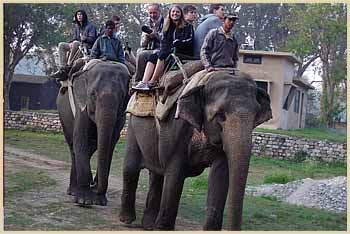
[{"left": 215, "top": 112, "right": 226, "bottom": 122}]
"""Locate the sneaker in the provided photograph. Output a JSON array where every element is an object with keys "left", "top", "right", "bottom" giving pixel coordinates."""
[
  {"left": 132, "top": 81, "right": 150, "bottom": 91},
  {"left": 50, "top": 67, "right": 69, "bottom": 81},
  {"left": 148, "top": 81, "right": 157, "bottom": 89}
]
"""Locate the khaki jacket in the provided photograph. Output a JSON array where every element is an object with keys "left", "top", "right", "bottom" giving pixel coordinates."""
[{"left": 200, "top": 27, "right": 239, "bottom": 69}]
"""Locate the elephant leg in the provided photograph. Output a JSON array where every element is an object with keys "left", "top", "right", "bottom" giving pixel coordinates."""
[
  {"left": 67, "top": 150, "right": 77, "bottom": 196},
  {"left": 204, "top": 155, "right": 229, "bottom": 230},
  {"left": 142, "top": 171, "right": 164, "bottom": 230},
  {"left": 120, "top": 124, "right": 141, "bottom": 224},
  {"left": 154, "top": 163, "right": 186, "bottom": 230},
  {"left": 94, "top": 133, "right": 119, "bottom": 206},
  {"left": 73, "top": 111, "right": 95, "bottom": 206}
]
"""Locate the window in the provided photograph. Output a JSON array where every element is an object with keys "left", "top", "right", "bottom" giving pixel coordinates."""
[
  {"left": 283, "top": 86, "right": 296, "bottom": 110},
  {"left": 294, "top": 90, "right": 300, "bottom": 113},
  {"left": 243, "top": 54, "right": 262, "bottom": 64},
  {"left": 20, "top": 96, "right": 30, "bottom": 110},
  {"left": 255, "top": 81, "right": 268, "bottom": 93}
]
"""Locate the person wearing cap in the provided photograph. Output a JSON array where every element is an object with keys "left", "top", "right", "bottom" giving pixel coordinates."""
[{"left": 200, "top": 13, "right": 239, "bottom": 72}]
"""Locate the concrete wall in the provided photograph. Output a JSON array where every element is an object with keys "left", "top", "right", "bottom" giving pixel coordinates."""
[
  {"left": 4, "top": 111, "right": 346, "bottom": 163},
  {"left": 238, "top": 51, "right": 310, "bottom": 129}
]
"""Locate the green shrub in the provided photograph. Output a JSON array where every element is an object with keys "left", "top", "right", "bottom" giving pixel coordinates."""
[
  {"left": 293, "top": 150, "right": 309, "bottom": 163},
  {"left": 263, "top": 172, "right": 295, "bottom": 184}
]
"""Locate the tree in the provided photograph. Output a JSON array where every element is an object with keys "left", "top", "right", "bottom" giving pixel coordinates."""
[
  {"left": 4, "top": 4, "right": 70, "bottom": 109},
  {"left": 234, "top": 4, "right": 291, "bottom": 50},
  {"left": 282, "top": 4, "right": 346, "bottom": 128}
]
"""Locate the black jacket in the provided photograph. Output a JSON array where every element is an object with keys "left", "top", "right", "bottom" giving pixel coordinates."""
[
  {"left": 158, "top": 22, "right": 194, "bottom": 60},
  {"left": 70, "top": 10, "right": 97, "bottom": 48}
]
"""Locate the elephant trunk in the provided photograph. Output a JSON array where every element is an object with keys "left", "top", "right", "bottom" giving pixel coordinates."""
[
  {"left": 95, "top": 93, "right": 119, "bottom": 195},
  {"left": 222, "top": 113, "right": 254, "bottom": 230}
]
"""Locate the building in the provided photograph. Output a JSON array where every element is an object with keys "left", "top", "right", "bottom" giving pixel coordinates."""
[
  {"left": 238, "top": 50, "right": 314, "bottom": 129},
  {"left": 9, "top": 74, "right": 59, "bottom": 111}
]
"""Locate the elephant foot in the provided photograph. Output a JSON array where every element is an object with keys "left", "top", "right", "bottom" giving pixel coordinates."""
[
  {"left": 203, "top": 207, "right": 223, "bottom": 230},
  {"left": 94, "top": 194, "right": 108, "bottom": 206},
  {"left": 119, "top": 209, "right": 136, "bottom": 224},
  {"left": 74, "top": 189, "right": 95, "bottom": 206},
  {"left": 67, "top": 186, "right": 77, "bottom": 196},
  {"left": 154, "top": 224, "right": 175, "bottom": 231},
  {"left": 142, "top": 211, "right": 158, "bottom": 230}
]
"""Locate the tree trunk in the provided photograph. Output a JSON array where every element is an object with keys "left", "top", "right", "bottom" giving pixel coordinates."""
[{"left": 4, "top": 70, "right": 14, "bottom": 110}]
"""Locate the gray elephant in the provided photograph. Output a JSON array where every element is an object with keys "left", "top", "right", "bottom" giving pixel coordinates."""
[
  {"left": 56, "top": 62, "right": 130, "bottom": 206},
  {"left": 119, "top": 71, "right": 272, "bottom": 230}
]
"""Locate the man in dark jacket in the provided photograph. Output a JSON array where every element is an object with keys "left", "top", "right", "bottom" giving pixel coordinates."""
[
  {"left": 200, "top": 13, "right": 239, "bottom": 72},
  {"left": 90, "top": 20, "right": 125, "bottom": 63},
  {"left": 51, "top": 9, "right": 97, "bottom": 80},
  {"left": 193, "top": 4, "right": 225, "bottom": 58}
]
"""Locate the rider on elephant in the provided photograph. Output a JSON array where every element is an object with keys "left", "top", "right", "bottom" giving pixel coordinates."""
[
  {"left": 133, "top": 3, "right": 164, "bottom": 83},
  {"left": 51, "top": 9, "right": 97, "bottom": 81},
  {"left": 193, "top": 4, "right": 225, "bottom": 58},
  {"left": 200, "top": 13, "right": 239, "bottom": 72},
  {"left": 90, "top": 20, "right": 125, "bottom": 63},
  {"left": 61, "top": 20, "right": 126, "bottom": 80},
  {"left": 132, "top": 4, "right": 194, "bottom": 91}
]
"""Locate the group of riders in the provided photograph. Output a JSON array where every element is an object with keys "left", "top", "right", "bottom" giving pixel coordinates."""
[{"left": 50, "top": 3, "right": 239, "bottom": 91}]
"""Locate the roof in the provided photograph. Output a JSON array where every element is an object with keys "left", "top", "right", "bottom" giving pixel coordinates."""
[
  {"left": 293, "top": 77, "right": 314, "bottom": 90},
  {"left": 241, "top": 69, "right": 273, "bottom": 82},
  {"left": 12, "top": 74, "right": 50, "bottom": 84},
  {"left": 239, "top": 49, "right": 302, "bottom": 64}
]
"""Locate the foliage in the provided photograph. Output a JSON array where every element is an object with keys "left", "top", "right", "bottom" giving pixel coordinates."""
[
  {"left": 282, "top": 4, "right": 346, "bottom": 127},
  {"left": 254, "top": 127, "right": 346, "bottom": 143},
  {"left": 263, "top": 172, "right": 296, "bottom": 184},
  {"left": 4, "top": 4, "right": 72, "bottom": 109},
  {"left": 235, "top": 4, "right": 292, "bottom": 50}
]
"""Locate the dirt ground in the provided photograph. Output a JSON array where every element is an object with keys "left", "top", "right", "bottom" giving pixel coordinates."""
[{"left": 4, "top": 146, "right": 202, "bottom": 231}]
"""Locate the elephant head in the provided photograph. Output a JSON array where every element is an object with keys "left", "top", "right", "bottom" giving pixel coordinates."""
[{"left": 177, "top": 71, "right": 272, "bottom": 230}]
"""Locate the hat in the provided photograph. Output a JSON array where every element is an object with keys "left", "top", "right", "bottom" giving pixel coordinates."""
[{"left": 225, "top": 13, "right": 239, "bottom": 20}]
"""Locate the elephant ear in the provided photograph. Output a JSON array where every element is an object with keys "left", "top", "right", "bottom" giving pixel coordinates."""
[
  {"left": 72, "top": 73, "right": 88, "bottom": 112},
  {"left": 176, "top": 86, "right": 204, "bottom": 131},
  {"left": 254, "top": 87, "right": 273, "bottom": 128}
]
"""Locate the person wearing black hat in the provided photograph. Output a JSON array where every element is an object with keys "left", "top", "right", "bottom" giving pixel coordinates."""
[
  {"left": 50, "top": 9, "right": 97, "bottom": 80},
  {"left": 200, "top": 13, "right": 239, "bottom": 72}
]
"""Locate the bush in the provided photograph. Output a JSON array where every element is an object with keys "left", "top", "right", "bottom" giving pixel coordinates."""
[
  {"left": 293, "top": 150, "right": 309, "bottom": 163},
  {"left": 263, "top": 172, "right": 295, "bottom": 184}
]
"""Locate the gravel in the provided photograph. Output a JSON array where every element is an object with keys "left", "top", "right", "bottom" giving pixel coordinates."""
[{"left": 245, "top": 176, "right": 347, "bottom": 213}]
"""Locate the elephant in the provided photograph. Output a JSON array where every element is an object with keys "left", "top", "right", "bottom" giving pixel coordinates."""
[
  {"left": 56, "top": 61, "right": 130, "bottom": 206},
  {"left": 119, "top": 71, "right": 272, "bottom": 230}
]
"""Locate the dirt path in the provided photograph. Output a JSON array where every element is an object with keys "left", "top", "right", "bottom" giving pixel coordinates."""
[{"left": 4, "top": 146, "right": 201, "bottom": 231}]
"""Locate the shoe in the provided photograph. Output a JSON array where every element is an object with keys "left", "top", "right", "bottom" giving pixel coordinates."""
[
  {"left": 148, "top": 81, "right": 157, "bottom": 90},
  {"left": 50, "top": 67, "right": 68, "bottom": 81},
  {"left": 132, "top": 81, "right": 150, "bottom": 91}
]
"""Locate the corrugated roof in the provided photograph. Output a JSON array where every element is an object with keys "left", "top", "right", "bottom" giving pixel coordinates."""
[
  {"left": 12, "top": 74, "right": 50, "bottom": 84},
  {"left": 239, "top": 49, "right": 302, "bottom": 64}
]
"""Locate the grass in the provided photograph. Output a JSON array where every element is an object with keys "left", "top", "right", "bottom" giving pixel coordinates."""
[
  {"left": 5, "top": 167, "right": 56, "bottom": 196},
  {"left": 178, "top": 181, "right": 346, "bottom": 230},
  {"left": 254, "top": 127, "right": 346, "bottom": 143},
  {"left": 4, "top": 129, "right": 347, "bottom": 230}
]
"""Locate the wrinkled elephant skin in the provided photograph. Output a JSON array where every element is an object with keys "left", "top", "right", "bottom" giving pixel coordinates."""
[
  {"left": 57, "top": 62, "right": 130, "bottom": 206},
  {"left": 120, "top": 72, "right": 272, "bottom": 230}
]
